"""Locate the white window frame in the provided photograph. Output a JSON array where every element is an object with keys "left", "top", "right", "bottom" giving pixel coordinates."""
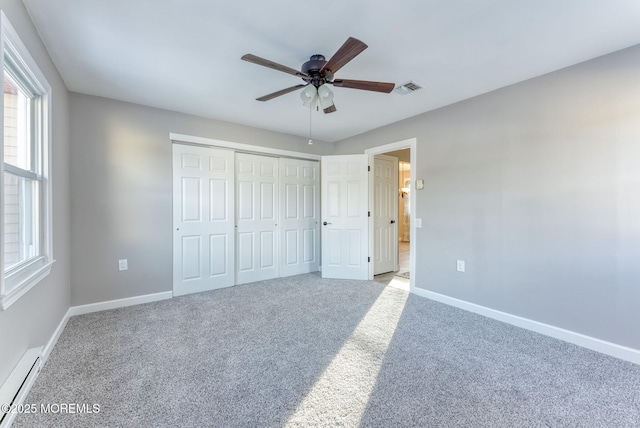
[{"left": 0, "top": 11, "right": 54, "bottom": 310}]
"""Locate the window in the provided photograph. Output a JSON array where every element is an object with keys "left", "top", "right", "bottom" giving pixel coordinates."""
[{"left": 0, "top": 12, "right": 53, "bottom": 310}]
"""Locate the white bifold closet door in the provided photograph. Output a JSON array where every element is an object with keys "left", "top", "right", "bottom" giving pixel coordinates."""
[
  {"left": 174, "top": 145, "right": 321, "bottom": 295},
  {"left": 173, "top": 144, "right": 235, "bottom": 296},
  {"left": 279, "top": 158, "right": 320, "bottom": 277},
  {"left": 235, "top": 153, "right": 279, "bottom": 284}
]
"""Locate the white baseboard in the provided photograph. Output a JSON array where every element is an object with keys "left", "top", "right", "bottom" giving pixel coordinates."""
[
  {"left": 68, "top": 291, "right": 173, "bottom": 317},
  {"left": 412, "top": 287, "right": 640, "bottom": 365},
  {"left": 42, "top": 308, "right": 72, "bottom": 362}
]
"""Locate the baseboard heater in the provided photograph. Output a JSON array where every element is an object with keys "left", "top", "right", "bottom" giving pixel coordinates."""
[{"left": 0, "top": 347, "right": 43, "bottom": 428}]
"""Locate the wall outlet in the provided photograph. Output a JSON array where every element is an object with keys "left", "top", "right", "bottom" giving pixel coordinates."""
[
  {"left": 118, "top": 259, "right": 128, "bottom": 271},
  {"left": 456, "top": 260, "right": 465, "bottom": 273}
]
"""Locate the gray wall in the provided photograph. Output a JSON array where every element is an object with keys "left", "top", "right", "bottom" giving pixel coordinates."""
[
  {"left": 0, "top": 0, "right": 70, "bottom": 384},
  {"left": 335, "top": 45, "right": 640, "bottom": 350},
  {"left": 69, "top": 94, "right": 334, "bottom": 306}
]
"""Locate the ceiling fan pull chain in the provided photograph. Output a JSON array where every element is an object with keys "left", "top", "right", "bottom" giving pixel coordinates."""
[{"left": 308, "top": 103, "right": 313, "bottom": 145}]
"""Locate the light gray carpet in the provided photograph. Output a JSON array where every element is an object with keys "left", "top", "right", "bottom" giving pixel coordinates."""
[{"left": 14, "top": 274, "right": 640, "bottom": 427}]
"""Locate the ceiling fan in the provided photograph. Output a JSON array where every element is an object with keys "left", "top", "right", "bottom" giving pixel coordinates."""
[{"left": 241, "top": 37, "right": 395, "bottom": 114}]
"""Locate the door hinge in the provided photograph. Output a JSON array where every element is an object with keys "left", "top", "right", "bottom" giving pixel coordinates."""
[
  {"left": 368, "top": 257, "right": 371, "bottom": 263},
  {"left": 368, "top": 165, "right": 371, "bottom": 172},
  {"left": 368, "top": 211, "right": 371, "bottom": 217}
]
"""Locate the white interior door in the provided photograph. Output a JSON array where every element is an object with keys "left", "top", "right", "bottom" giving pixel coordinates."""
[
  {"left": 280, "top": 158, "right": 320, "bottom": 277},
  {"left": 321, "top": 154, "right": 369, "bottom": 280},
  {"left": 373, "top": 155, "right": 398, "bottom": 275},
  {"left": 236, "top": 153, "right": 279, "bottom": 284},
  {"left": 172, "top": 144, "right": 235, "bottom": 296}
]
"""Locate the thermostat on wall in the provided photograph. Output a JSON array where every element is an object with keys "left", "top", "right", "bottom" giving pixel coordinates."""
[{"left": 416, "top": 179, "right": 424, "bottom": 190}]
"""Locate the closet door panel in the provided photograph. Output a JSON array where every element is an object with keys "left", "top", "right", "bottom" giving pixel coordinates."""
[
  {"left": 236, "top": 153, "right": 279, "bottom": 284},
  {"left": 173, "top": 144, "right": 235, "bottom": 296},
  {"left": 279, "top": 158, "right": 320, "bottom": 277}
]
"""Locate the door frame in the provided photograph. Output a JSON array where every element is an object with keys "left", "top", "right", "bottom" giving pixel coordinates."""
[{"left": 365, "top": 138, "right": 417, "bottom": 292}]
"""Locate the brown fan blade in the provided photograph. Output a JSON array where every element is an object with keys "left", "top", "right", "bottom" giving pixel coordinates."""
[
  {"left": 256, "top": 84, "right": 307, "bottom": 102},
  {"left": 331, "top": 79, "right": 395, "bottom": 93},
  {"left": 323, "top": 103, "right": 337, "bottom": 114},
  {"left": 320, "top": 37, "right": 368, "bottom": 75},
  {"left": 242, "top": 54, "right": 308, "bottom": 78}
]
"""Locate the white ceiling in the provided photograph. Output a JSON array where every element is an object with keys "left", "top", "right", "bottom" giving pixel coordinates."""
[{"left": 22, "top": 0, "right": 640, "bottom": 142}]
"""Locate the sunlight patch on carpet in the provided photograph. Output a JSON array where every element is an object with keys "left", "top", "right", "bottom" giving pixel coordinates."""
[
  {"left": 285, "top": 287, "right": 408, "bottom": 427},
  {"left": 387, "top": 276, "right": 410, "bottom": 292}
]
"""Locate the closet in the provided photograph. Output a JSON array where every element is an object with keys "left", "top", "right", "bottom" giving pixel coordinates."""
[{"left": 172, "top": 143, "right": 320, "bottom": 296}]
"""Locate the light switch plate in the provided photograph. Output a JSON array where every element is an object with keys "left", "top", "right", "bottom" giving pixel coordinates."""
[
  {"left": 416, "top": 179, "right": 424, "bottom": 190},
  {"left": 415, "top": 218, "right": 422, "bottom": 228},
  {"left": 118, "top": 259, "right": 128, "bottom": 271}
]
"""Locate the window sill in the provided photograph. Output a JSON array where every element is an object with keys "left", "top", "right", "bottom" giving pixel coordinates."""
[{"left": 1, "top": 260, "right": 55, "bottom": 310}]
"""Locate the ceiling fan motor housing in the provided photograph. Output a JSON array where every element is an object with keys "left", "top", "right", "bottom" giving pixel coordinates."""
[{"left": 302, "top": 55, "right": 331, "bottom": 86}]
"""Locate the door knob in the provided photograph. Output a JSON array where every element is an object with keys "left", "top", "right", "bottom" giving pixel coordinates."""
[
  {"left": 390, "top": 220, "right": 396, "bottom": 224},
  {"left": 323, "top": 221, "right": 332, "bottom": 226}
]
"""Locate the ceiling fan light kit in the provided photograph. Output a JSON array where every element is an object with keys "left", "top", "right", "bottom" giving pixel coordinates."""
[
  {"left": 242, "top": 37, "right": 395, "bottom": 114},
  {"left": 300, "top": 85, "right": 318, "bottom": 107},
  {"left": 299, "top": 83, "right": 335, "bottom": 111},
  {"left": 317, "top": 84, "right": 335, "bottom": 111}
]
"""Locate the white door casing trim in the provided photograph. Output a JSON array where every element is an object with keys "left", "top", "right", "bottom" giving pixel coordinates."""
[
  {"left": 170, "top": 133, "right": 321, "bottom": 161},
  {"left": 365, "top": 138, "right": 417, "bottom": 291}
]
